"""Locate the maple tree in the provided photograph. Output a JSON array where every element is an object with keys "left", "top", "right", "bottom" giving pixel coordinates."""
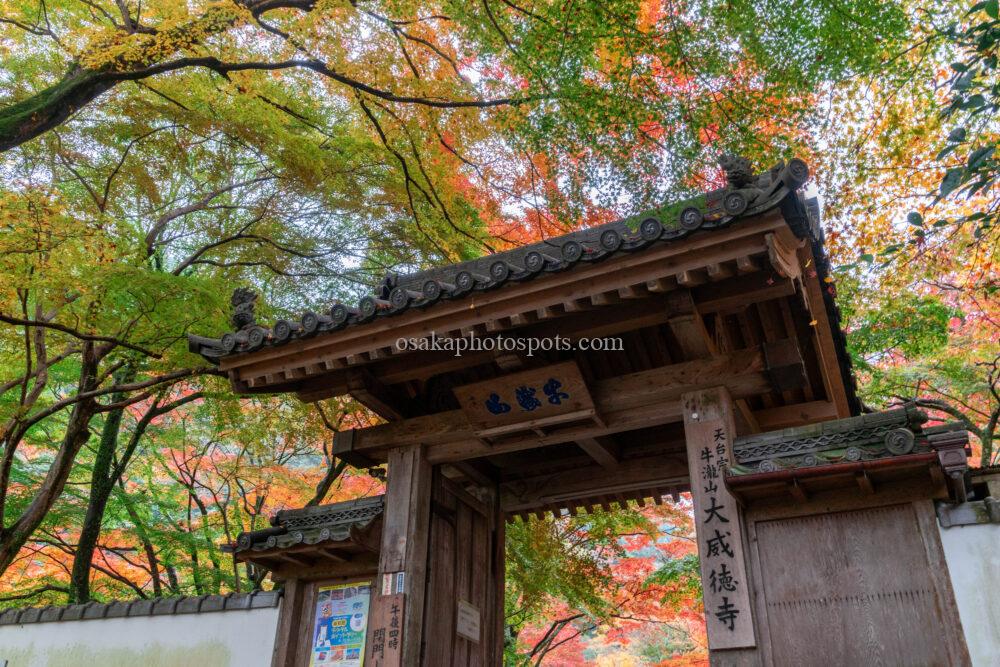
[
  {"left": 815, "top": 0, "right": 999, "bottom": 466},
  {"left": 0, "top": 0, "right": 997, "bottom": 663}
]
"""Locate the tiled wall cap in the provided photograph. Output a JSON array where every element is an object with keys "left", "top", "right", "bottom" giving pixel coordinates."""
[
  {"left": 39, "top": 606, "right": 64, "bottom": 622},
  {"left": 0, "top": 591, "right": 283, "bottom": 625}
]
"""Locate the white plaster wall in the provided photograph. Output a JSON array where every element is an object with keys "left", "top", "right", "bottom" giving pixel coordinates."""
[
  {"left": 939, "top": 520, "right": 1000, "bottom": 667},
  {"left": 0, "top": 607, "right": 280, "bottom": 667}
]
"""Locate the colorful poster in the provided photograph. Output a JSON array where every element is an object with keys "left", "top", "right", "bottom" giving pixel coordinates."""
[{"left": 309, "top": 581, "right": 371, "bottom": 667}]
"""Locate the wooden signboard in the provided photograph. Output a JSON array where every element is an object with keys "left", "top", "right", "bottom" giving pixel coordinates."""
[
  {"left": 367, "top": 593, "right": 404, "bottom": 667},
  {"left": 453, "top": 361, "right": 596, "bottom": 438},
  {"left": 455, "top": 600, "right": 481, "bottom": 643},
  {"left": 682, "top": 387, "right": 756, "bottom": 650}
]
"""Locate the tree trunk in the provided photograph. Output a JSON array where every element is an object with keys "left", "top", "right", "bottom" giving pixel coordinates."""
[
  {"left": 69, "top": 369, "right": 133, "bottom": 603},
  {"left": 0, "top": 67, "right": 114, "bottom": 152},
  {"left": 0, "top": 345, "right": 99, "bottom": 575}
]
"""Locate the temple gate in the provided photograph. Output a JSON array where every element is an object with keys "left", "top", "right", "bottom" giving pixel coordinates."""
[{"left": 190, "top": 157, "right": 975, "bottom": 665}]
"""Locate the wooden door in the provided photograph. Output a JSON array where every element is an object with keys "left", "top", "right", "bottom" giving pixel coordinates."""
[
  {"left": 753, "top": 502, "right": 967, "bottom": 666},
  {"left": 422, "top": 470, "right": 504, "bottom": 666}
]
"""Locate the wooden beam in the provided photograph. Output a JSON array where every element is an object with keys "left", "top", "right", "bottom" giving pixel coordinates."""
[
  {"left": 295, "top": 298, "right": 676, "bottom": 402},
  {"left": 706, "top": 262, "right": 734, "bottom": 281},
  {"left": 298, "top": 287, "right": 790, "bottom": 408},
  {"left": 736, "top": 255, "right": 760, "bottom": 274},
  {"left": 271, "top": 578, "right": 306, "bottom": 667},
  {"left": 451, "top": 459, "right": 500, "bottom": 487},
  {"left": 854, "top": 471, "right": 875, "bottom": 495},
  {"left": 500, "top": 453, "right": 688, "bottom": 513},
  {"left": 797, "top": 243, "right": 852, "bottom": 418},
  {"left": 787, "top": 479, "right": 808, "bottom": 503},
  {"left": 339, "top": 348, "right": 784, "bottom": 464},
  {"left": 282, "top": 273, "right": 796, "bottom": 402},
  {"left": 666, "top": 290, "right": 764, "bottom": 436},
  {"left": 665, "top": 290, "right": 712, "bottom": 359},
  {"left": 692, "top": 272, "right": 797, "bottom": 314},
  {"left": 575, "top": 436, "right": 620, "bottom": 469},
  {"left": 753, "top": 400, "right": 837, "bottom": 431},
  {"left": 346, "top": 369, "right": 418, "bottom": 421},
  {"left": 277, "top": 552, "right": 314, "bottom": 567},
  {"left": 332, "top": 429, "right": 377, "bottom": 469}
]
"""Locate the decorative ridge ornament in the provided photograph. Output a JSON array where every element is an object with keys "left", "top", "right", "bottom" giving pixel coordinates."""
[
  {"left": 720, "top": 154, "right": 755, "bottom": 188},
  {"left": 230, "top": 288, "right": 258, "bottom": 330}
]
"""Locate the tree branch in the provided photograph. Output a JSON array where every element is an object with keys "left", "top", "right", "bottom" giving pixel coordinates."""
[{"left": 0, "top": 313, "right": 162, "bottom": 358}]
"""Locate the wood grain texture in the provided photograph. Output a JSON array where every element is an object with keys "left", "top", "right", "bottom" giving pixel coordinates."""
[
  {"left": 343, "top": 348, "right": 780, "bottom": 464},
  {"left": 753, "top": 503, "right": 968, "bottom": 666},
  {"left": 420, "top": 472, "right": 503, "bottom": 665},
  {"left": 683, "top": 387, "right": 757, "bottom": 650},
  {"left": 365, "top": 446, "right": 432, "bottom": 666}
]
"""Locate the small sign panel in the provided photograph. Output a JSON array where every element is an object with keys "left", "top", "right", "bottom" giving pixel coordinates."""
[
  {"left": 368, "top": 593, "right": 405, "bottom": 667},
  {"left": 309, "top": 581, "right": 371, "bottom": 667},
  {"left": 456, "top": 600, "right": 481, "bottom": 643},
  {"left": 454, "top": 361, "right": 595, "bottom": 436}
]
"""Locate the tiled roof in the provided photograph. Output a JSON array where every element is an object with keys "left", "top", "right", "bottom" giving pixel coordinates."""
[
  {"left": 0, "top": 590, "right": 281, "bottom": 626},
  {"left": 728, "top": 404, "right": 968, "bottom": 475},
  {"left": 228, "top": 495, "right": 384, "bottom": 555},
  {"left": 189, "top": 157, "right": 818, "bottom": 358}
]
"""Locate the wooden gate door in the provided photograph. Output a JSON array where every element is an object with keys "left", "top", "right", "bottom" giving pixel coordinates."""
[
  {"left": 750, "top": 501, "right": 968, "bottom": 666},
  {"left": 422, "top": 470, "right": 504, "bottom": 665}
]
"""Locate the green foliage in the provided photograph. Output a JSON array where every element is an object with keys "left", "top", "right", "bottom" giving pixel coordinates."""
[
  {"left": 847, "top": 294, "right": 958, "bottom": 370},
  {"left": 898, "top": 2, "right": 1000, "bottom": 255},
  {"left": 504, "top": 508, "right": 654, "bottom": 627},
  {"left": 645, "top": 553, "right": 702, "bottom": 606}
]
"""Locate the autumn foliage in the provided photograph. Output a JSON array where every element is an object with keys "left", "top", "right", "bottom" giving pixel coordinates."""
[{"left": 0, "top": 0, "right": 997, "bottom": 663}]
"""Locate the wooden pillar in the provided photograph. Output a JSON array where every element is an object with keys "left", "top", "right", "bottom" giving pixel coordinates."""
[
  {"left": 682, "top": 387, "right": 756, "bottom": 658},
  {"left": 366, "top": 445, "right": 433, "bottom": 666},
  {"left": 270, "top": 577, "right": 305, "bottom": 667}
]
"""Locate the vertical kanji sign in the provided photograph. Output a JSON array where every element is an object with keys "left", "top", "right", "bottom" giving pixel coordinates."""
[
  {"left": 682, "top": 387, "right": 756, "bottom": 650},
  {"left": 366, "top": 593, "right": 404, "bottom": 667}
]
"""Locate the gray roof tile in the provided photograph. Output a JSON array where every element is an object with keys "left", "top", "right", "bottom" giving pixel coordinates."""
[
  {"left": 104, "top": 601, "right": 130, "bottom": 618},
  {"left": 223, "top": 593, "right": 251, "bottom": 610},
  {"left": 200, "top": 594, "right": 226, "bottom": 612},
  {"left": 231, "top": 495, "right": 385, "bottom": 555},
  {"left": 729, "top": 405, "right": 969, "bottom": 475},
  {"left": 0, "top": 609, "right": 21, "bottom": 624},
  {"left": 250, "top": 590, "right": 282, "bottom": 608},
  {"left": 189, "top": 159, "right": 813, "bottom": 360},
  {"left": 61, "top": 604, "right": 87, "bottom": 621},
  {"left": 128, "top": 599, "right": 155, "bottom": 616},
  {"left": 81, "top": 601, "right": 107, "bottom": 620},
  {"left": 186, "top": 159, "right": 861, "bottom": 416},
  {"left": 175, "top": 597, "right": 203, "bottom": 614},
  {"left": 38, "top": 606, "right": 63, "bottom": 622}
]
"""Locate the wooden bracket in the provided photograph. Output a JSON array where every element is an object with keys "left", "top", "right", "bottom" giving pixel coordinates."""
[
  {"left": 347, "top": 369, "right": 418, "bottom": 421},
  {"left": 762, "top": 339, "right": 808, "bottom": 393},
  {"left": 332, "top": 429, "right": 377, "bottom": 469}
]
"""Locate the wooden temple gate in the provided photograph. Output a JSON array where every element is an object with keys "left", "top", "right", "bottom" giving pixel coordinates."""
[{"left": 195, "top": 157, "right": 973, "bottom": 665}]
